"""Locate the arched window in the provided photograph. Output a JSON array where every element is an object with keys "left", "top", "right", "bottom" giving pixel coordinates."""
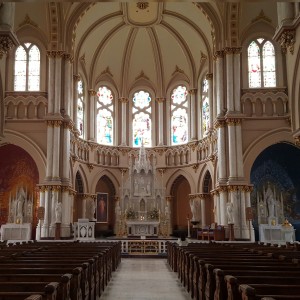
[
  {"left": 14, "top": 43, "right": 40, "bottom": 91},
  {"left": 248, "top": 38, "right": 276, "bottom": 88},
  {"left": 171, "top": 85, "right": 188, "bottom": 145},
  {"left": 96, "top": 86, "right": 114, "bottom": 145},
  {"left": 132, "top": 90, "right": 152, "bottom": 147},
  {"left": 201, "top": 78, "right": 209, "bottom": 136},
  {"left": 77, "top": 80, "right": 84, "bottom": 138}
]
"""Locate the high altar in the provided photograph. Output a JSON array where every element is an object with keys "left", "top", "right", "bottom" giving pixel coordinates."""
[{"left": 115, "top": 143, "right": 169, "bottom": 237}]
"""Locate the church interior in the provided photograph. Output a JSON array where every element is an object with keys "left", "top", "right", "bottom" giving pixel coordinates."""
[
  {"left": 0, "top": 1, "right": 300, "bottom": 246},
  {"left": 1, "top": 2, "right": 300, "bottom": 300}
]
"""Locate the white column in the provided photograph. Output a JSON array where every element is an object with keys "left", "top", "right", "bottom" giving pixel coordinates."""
[
  {"left": 119, "top": 97, "right": 128, "bottom": 146},
  {"left": 189, "top": 89, "right": 197, "bottom": 140},
  {"left": 206, "top": 74, "right": 214, "bottom": 130},
  {"left": 219, "top": 188, "right": 227, "bottom": 226},
  {"left": 37, "top": 187, "right": 45, "bottom": 240},
  {"left": 156, "top": 98, "right": 165, "bottom": 146},
  {"left": 277, "top": 2, "right": 295, "bottom": 25},
  {"left": 64, "top": 54, "right": 73, "bottom": 117},
  {"left": 227, "top": 120, "right": 237, "bottom": 180},
  {"left": 62, "top": 122, "right": 70, "bottom": 181},
  {"left": 235, "top": 120, "right": 244, "bottom": 178},
  {"left": 215, "top": 51, "right": 224, "bottom": 116},
  {"left": 88, "top": 90, "right": 96, "bottom": 141},
  {"left": 225, "top": 49, "right": 234, "bottom": 113},
  {"left": 45, "top": 122, "right": 54, "bottom": 179},
  {"left": 217, "top": 122, "right": 227, "bottom": 181},
  {"left": 47, "top": 52, "right": 55, "bottom": 114},
  {"left": 200, "top": 197, "right": 206, "bottom": 227},
  {"left": 52, "top": 121, "right": 62, "bottom": 179},
  {"left": 42, "top": 188, "right": 51, "bottom": 237},
  {"left": 233, "top": 49, "right": 241, "bottom": 112},
  {"left": 61, "top": 189, "right": 72, "bottom": 237},
  {"left": 73, "top": 75, "right": 80, "bottom": 130},
  {"left": 54, "top": 52, "right": 63, "bottom": 115}
]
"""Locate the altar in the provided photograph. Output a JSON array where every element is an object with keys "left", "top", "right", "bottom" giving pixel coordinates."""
[
  {"left": 1, "top": 223, "right": 32, "bottom": 241},
  {"left": 126, "top": 220, "right": 159, "bottom": 236},
  {"left": 259, "top": 224, "right": 295, "bottom": 243}
]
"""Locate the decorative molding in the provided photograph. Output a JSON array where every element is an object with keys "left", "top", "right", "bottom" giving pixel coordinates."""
[
  {"left": 19, "top": 14, "right": 38, "bottom": 28},
  {"left": 0, "top": 35, "right": 17, "bottom": 59},
  {"left": 188, "top": 141, "right": 198, "bottom": 152},
  {"left": 119, "top": 97, "right": 129, "bottom": 103},
  {"left": 87, "top": 164, "right": 94, "bottom": 172},
  {"left": 101, "top": 66, "right": 113, "bottom": 77},
  {"left": 135, "top": 70, "right": 149, "bottom": 81},
  {"left": 136, "top": 2, "right": 149, "bottom": 10},
  {"left": 223, "top": 47, "right": 242, "bottom": 55},
  {"left": 200, "top": 51, "right": 207, "bottom": 62},
  {"left": 80, "top": 54, "right": 86, "bottom": 65},
  {"left": 88, "top": 89, "right": 97, "bottom": 96},
  {"left": 205, "top": 73, "right": 213, "bottom": 80},
  {"left": 118, "top": 147, "right": 130, "bottom": 155},
  {"left": 279, "top": 30, "right": 295, "bottom": 54},
  {"left": 157, "top": 168, "right": 166, "bottom": 175},
  {"left": 46, "top": 50, "right": 65, "bottom": 58},
  {"left": 214, "top": 119, "right": 226, "bottom": 129},
  {"left": 155, "top": 97, "right": 165, "bottom": 103},
  {"left": 73, "top": 74, "right": 81, "bottom": 82},
  {"left": 192, "top": 163, "right": 199, "bottom": 173},
  {"left": 64, "top": 53, "right": 74, "bottom": 63},
  {"left": 172, "top": 65, "right": 184, "bottom": 76},
  {"left": 252, "top": 10, "right": 271, "bottom": 24},
  {"left": 213, "top": 50, "right": 224, "bottom": 60},
  {"left": 120, "top": 168, "right": 128, "bottom": 175},
  {"left": 189, "top": 89, "right": 197, "bottom": 95},
  {"left": 154, "top": 147, "right": 165, "bottom": 156}
]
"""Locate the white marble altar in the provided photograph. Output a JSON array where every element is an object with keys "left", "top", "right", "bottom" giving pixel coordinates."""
[
  {"left": 127, "top": 220, "right": 159, "bottom": 236},
  {"left": 259, "top": 224, "right": 295, "bottom": 243},
  {"left": 1, "top": 223, "right": 32, "bottom": 241}
]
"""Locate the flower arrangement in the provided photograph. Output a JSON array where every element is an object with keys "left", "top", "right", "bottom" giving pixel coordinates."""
[
  {"left": 126, "top": 208, "right": 136, "bottom": 220},
  {"left": 148, "top": 208, "right": 159, "bottom": 220}
]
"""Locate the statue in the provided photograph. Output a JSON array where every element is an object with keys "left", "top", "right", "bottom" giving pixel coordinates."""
[
  {"left": 165, "top": 203, "right": 170, "bottom": 220},
  {"left": 265, "top": 183, "right": 275, "bottom": 218},
  {"left": 227, "top": 202, "right": 234, "bottom": 224},
  {"left": 16, "top": 190, "right": 25, "bottom": 222},
  {"left": 55, "top": 201, "right": 62, "bottom": 223},
  {"left": 189, "top": 199, "right": 197, "bottom": 221},
  {"left": 146, "top": 181, "right": 151, "bottom": 194},
  {"left": 88, "top": 199, "right": 96, "bottom": 220}
]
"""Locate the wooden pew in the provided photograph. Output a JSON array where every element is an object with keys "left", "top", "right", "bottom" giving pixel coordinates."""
[{"left": 0, "top": 282, "right": 59, "bottom": 300}]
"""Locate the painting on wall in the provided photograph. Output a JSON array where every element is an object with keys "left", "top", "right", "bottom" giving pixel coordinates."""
[{"left": 96, "top": 193, "right": 108, "bottom": 223}]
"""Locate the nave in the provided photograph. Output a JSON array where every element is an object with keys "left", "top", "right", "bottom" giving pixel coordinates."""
[{"left": 100, "top": 258, "right": 191, "bottom": 300}]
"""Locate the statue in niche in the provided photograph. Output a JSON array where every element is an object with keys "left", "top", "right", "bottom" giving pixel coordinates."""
[
  {"left": 146, "top": 181, "right": 151, "bottom": 195},
  {"left": 227, "top": 202, "right": 234, "bottom": 224},
  {"left": 265, "top": 183, "right": 275, "bottom": 218},
  {"left": 55, "top": 201, "right": 62, "bottom": 223}
]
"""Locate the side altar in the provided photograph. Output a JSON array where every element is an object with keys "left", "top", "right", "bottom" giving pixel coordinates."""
[
  {"left": 115, "top": 143, "right": 170, "bottom": 237},
  {"left": 257, "top": 183, "right": 295, "bottom": 244},
  {"left": 1, "top": 187, "right": 33, "bottom": 241}
]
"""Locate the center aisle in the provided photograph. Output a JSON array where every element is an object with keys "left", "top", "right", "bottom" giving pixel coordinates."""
[{"left": 100, "top": 258, "right": 191, "bottom": 300}]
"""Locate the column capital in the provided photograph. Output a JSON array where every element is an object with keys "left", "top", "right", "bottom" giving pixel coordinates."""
[
  {"left": 46, "top": 50, "right": 65, "bottom": 58},
  {"left": 189, "top": 88, "right": 197, "bottom": 95},
  {"left": 205, "top": 73, "right": 213, "bottom": 80},
  {"left": 165, "top": 196, "right": 173, "bottom": 202},
  {"left": 0, "top": 33, "right": 18, "bottom": 59},
  {"left": 226, "top": 118, "right": 241, "bottom": 126},
  {"left": 157, "top": 168, "right": 166, "bottom": 175},
  {"left": 214, "top": 119, "right": 226, "bottom": 129},
  {"left": 223, "top": 47, "right": 242, "bottom": 55},
  {"left": 73, "top": 74, "right": 81, "bottom": 82},
  {"left": 213, "top": 50, "right": 224, "bottom": 60},
  {"left": 119, "top": 97, "right": 129, "bottom": 103},
  {"left": 279, "top": 30, "right": 295, "bottom": 54},
  {"left": 64, "top": 53, "right": 74, "bottom": 63},
  {"left": 155, "top": 97, "right": 166, "bottom": 103},
  {"left": 88, "top": 89, "right": 97, "bottom": 96}
]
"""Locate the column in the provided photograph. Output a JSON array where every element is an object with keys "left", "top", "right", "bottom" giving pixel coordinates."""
[
  {"left": 227, "top": 119, "right": 237, "bottom": 180},
  {"left": 52, "top": 120, "right": 62, "bottom": 180},
  {"left": 37, "top": 187, "right": 45, "bottom": 240},
  {"left": 73, "top": 75, "right": 80, "bottom": 130},
  {"left": 189, "top": 89, "right": 197, "bottom": 140},
  {"left": 61, "top": 187, "right": 72, "bottom": 237},
  {"left": 155, "top": 98, "right": 165, "bottom": 146},
  {"left": 206, "top": 73, "right": 214, "bottom": 130},
  {"left": 200, "top": 195, "right": 206, "bottom": 227},
  {"left": 233, "top": 48, "right": 242, "bottom": 112},
  {"left": 43, "top": 187, "right": 51, "bottom": 237},
  {"left": 54, "top": 51, "right": 64, "bottom": 115},
  {"left": 165, "top": 196, "right": 173, "bottom": 235},
  {"left": 62, "top": 121, "right": 71, "bottom": 181},
  {"left": 45, "top": 121, "right": 54, "bottom": 179},
  {"left": 216, "top": 120, "right": 227, "bottom": 182},
  {"left": 119, "top": 97, "right": 128, "bottom": 146},
  {"left": 63, "top": 54, "right": 73, "bottom": 117},
  {"left": 277, "top": 2, "right": 295, "bottom": 25},
  {"left": 215, "top": 51, "right": 224, "bottom": 116},
  {"left": 46, "top": 52, "right": 55, "bottom": 114},
  {"left": 225, "top": 48, "right": 234, "bottom": 113},
  {"left": 88, "top": 89, "right": 96, "bottom": 141},
  {"left": 235, "top": 119, "right": 244, "bottom": 178},
  {"left": 219, "top": 187, "right": 227, "bottom": 226}
]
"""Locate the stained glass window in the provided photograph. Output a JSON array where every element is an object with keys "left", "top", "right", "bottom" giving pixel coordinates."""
[
  {"left": 248, "top": 38, "right": 276, "bottom": 88},
  {"left": 14, "top": 43, "right": 40, "bottom": 91},
  {"left": 132, "top": 91, "right": 151, "bottom": 147},
  {"left": 202, "top": 79, "right": 209, "bottom": 136},
  {"left": 96, "top": 86, "right": 114, "bottom": 145},
  {"left": 77, "top": 80, "right": 84, "bottom": 138},
  {"left": 171, "top": 85, "right": 188, "bottom": 145}
]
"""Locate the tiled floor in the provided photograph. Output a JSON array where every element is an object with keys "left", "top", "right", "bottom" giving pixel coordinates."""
[{"left": 100, "top": 258, "right": 192, "bottom": 300}]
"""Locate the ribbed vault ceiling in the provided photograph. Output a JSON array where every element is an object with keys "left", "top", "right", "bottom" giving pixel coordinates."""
[{"left": 71, "top": 2, "right": 215, "bottom": 94}]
